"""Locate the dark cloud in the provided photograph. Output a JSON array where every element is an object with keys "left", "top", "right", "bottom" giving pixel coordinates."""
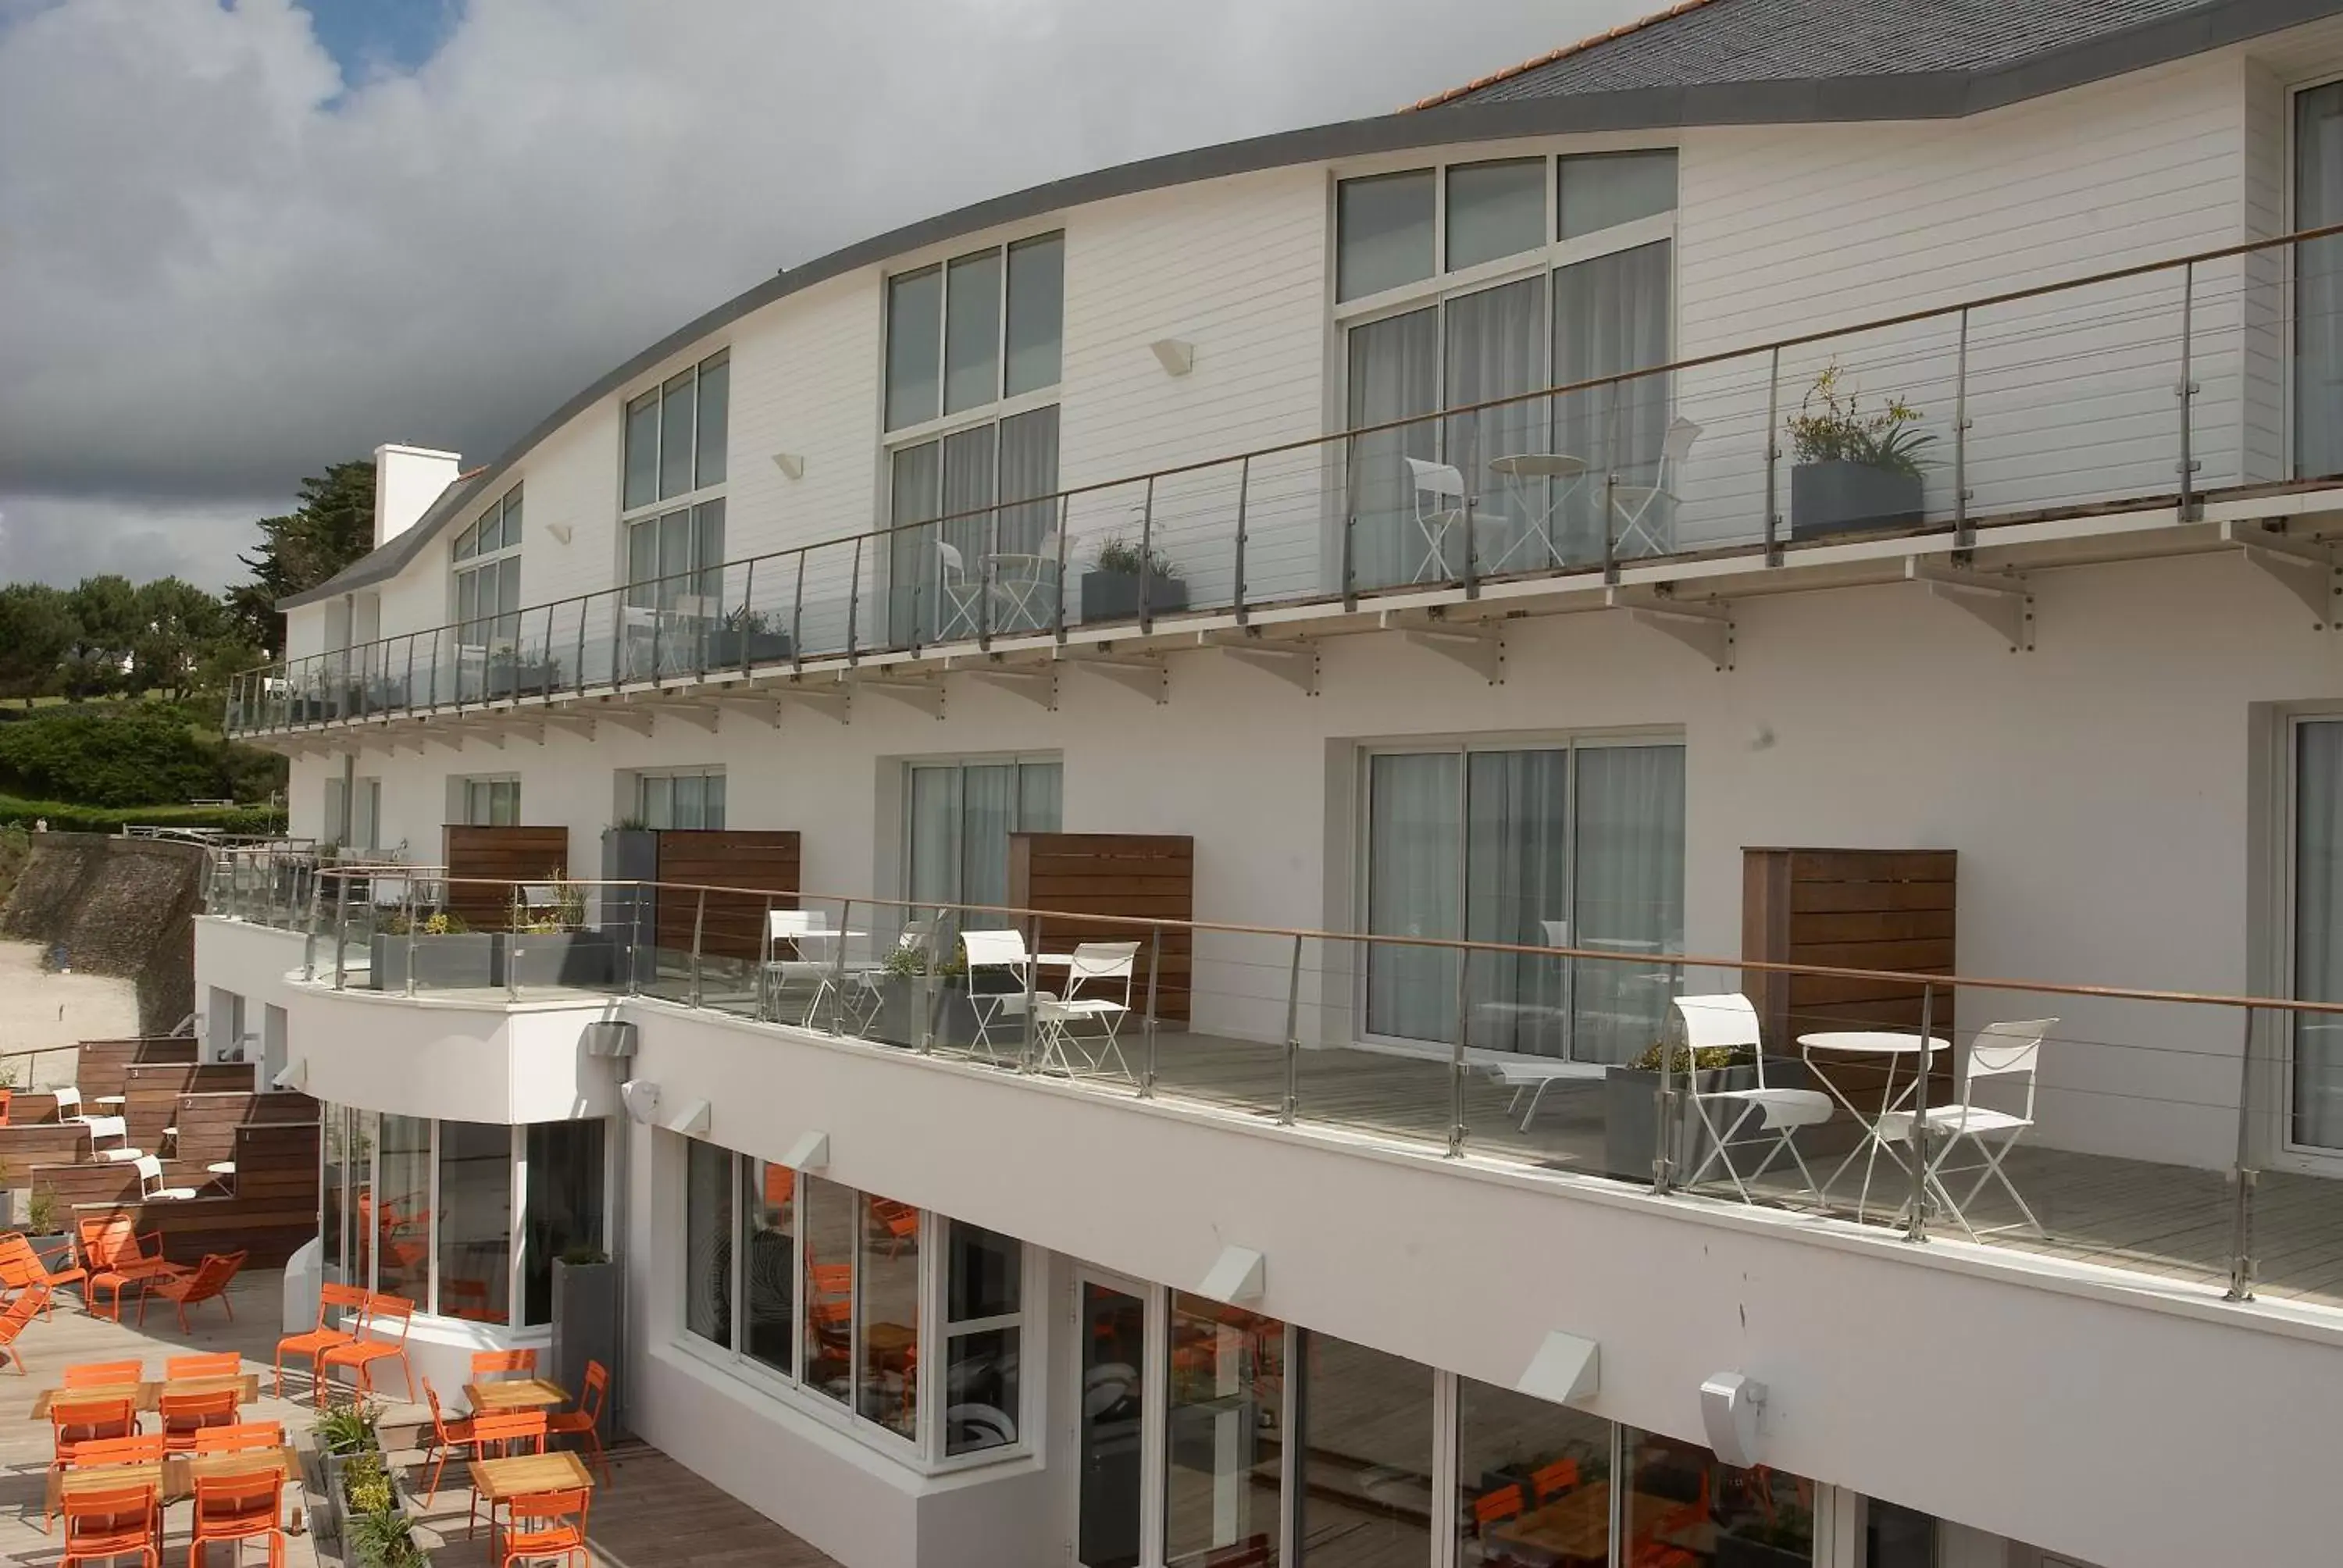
[{"left": 0, "top": 0, "right": 1635, "bottom": 585}]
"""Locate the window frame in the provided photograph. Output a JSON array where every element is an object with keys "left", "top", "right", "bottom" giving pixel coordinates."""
[
  {"left": 881, "top": 230, "right": 1066, "bottom": 446},
  {"left": 900, "top": 753, "right": 1065, "bottom": 908},
  {"left": 451, "top": 484, "right": 525, "bottom": 653},
  {"left": 2281, "top": 710, "right": 2343, "bottom": 1167},
  {"left": 455, "top": 775, "right": 522, "bottom": 828},
  {"left": 628, "top": 767, "right": 728, "bottom": 832},
  {"left": 620, "top": 348, "right": 731, "bottom": 522}
]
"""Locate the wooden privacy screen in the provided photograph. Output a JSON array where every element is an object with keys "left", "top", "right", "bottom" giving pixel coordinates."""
[
  {"left": 654, "top": 830, "right": 800, "bottom": 961},
  {"left": 444, "top": 825, "right": 569, "bottom": 928},
  {"left": 1743, "top": 847, "right": 1956, "bottom": 1097},
  {"left": 1007, "top": 833, "right": 1193, "bottom": 1023}
]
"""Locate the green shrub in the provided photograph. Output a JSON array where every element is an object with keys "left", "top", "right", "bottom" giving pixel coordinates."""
[
  {"left": 0, "top": 796, "right": 283, "bottom": 835},
  {"left": 0, "top": 700, "right": 284, "bottom": 809}
]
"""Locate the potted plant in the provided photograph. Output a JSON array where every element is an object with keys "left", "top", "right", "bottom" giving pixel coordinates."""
[
  {"left": 367, "top": 909, "right": 498, "bottom": 991},
  {"left": 1602, "top": 1039, "right": 1780, "bottom": 1183},
  {"left": 1080, "top": 536, "right": 1187, "bottom": 622},
  {"left": 507, "top": 874, "right": 616, "bottom": 987},
  {"left": 1785, "top": 361, "right": 1935, "bottom": 540},
  {"left": 484, "top": 647, "right": 559, "bottom": 699},
  {"left": 705, "top": 606, "right": 793, "bottom": 668},
  {"left": 305, "top": 1399, "right": 383, "bottom": 1552},
  {"left": 550, "top": 1242, "right": 618, "bottom": 1436},
  {"left": 871, "top": 941, "right": 973, "bottom": 1048}
]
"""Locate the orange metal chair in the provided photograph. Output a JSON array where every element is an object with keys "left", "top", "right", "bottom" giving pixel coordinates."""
[
  {"left": 0, "top": 1086, "right": 12, "bottom": 1126},
  {"left": 419, "top": 1379, "right": 480, "bottom": 1502},
  {"left": 140, "top": 1249, "right": 247, "bottom": 1332},
  {"left": 544, "top": 1360, "right": 610, "bottom": 1481},
  {"left": 77, "top": 1217, "right": 185, "bottom": 1324},
  {"left": 868, "top": 1198, "right": 920, "bottom": 1256},
  {"left": 195, "top": 1420, "right": 284, "bottom": 1455},
  {"left": 62, "top": 1359, "right": 143, "bottom": 1388},
  {"left": 158, "top": 1388, "right": 241, "bottom": 1453},
  {"left": 61, "top": 1481, "right": 160, "bottom": 1568},
  {"left": 275, "top": 1282, "right": 367, "bottom": 1397},
  {"left": 1472, "top": 1482, "right": 1526, "bottom": 1531},
  {"left": 470, "top": 1347, "right": 539, "bottom": 1382},
  {"left": 497, "top": 1484, "right": 588, "bottom": 1568},
  {"left": 0, "top": 1281, "right": 48, "bottom": 1373},
  {"left": 48, "top": 1395, "right": 138, "bottom": 1534},
  {"left": 319, "top": 1291, "right": 416, "bottom": 1406},
  {"left": 167, "top": 1352, "right": 242, "bottom": 1381},
  {"left": 0, "top": 1232, "right": 88, "bottom": 1316},
  {"left": 1532, "top": 1456, "right": 1582, "bottom": 1502},
  {"left": 55, "top": 1434, "right": 165, "bottom": 1541},
  {"left": 191, "top": 1465, "right": 286, "bottom": 1567},
  {"left": 466, "top": 1411, "right": 550, "bottom": 1541}
]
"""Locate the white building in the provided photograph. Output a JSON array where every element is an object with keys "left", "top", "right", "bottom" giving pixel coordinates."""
[{"left": 202, "top": 3, "right": 2343, "bottom": 1564}]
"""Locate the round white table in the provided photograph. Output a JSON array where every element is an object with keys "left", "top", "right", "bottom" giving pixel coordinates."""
[
  {"left": 1485, "top": 452, "right": 1590, "bottom": 572},
  {"left": 1798, "top": 1031, "right": 1949, "bottom": 1219}
]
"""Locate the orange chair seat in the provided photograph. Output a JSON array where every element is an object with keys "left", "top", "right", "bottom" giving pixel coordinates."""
[
  {"left": 508, "top": 1522, "right": 586, "bottom": 1552},
  {"left": 276, "top": 1325, "right": 354, "bottom": 1357}
]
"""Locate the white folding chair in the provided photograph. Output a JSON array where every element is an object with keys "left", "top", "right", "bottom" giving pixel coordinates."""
[
  {"left": 761, "top": 909, "right": 836, "bottom": 1025},
  {"left": 84, "top": 1115, "right": 137, "bottom": 1163},
  {"left": 1671, "top": 993, "right": 1834, "bottom": 1206},
  {"left": 960, "top": 928, "right": 1047, "bottom": 1063},
  {"left": 134, "top": 1154, "right": 198, "bottom": 1202},
  {"left": 1036, "top": 941, "right": 1140, "bottom": 1078},
  {"left": 846, "top": 917, "right": 939, "bottom": 1034},
  {"left": 1403, "top": 458, "right": 1468, "bottom": 583},
  {"left": 990, "top": 531, "right": 1061, "bottom": 633},
  {"left": 936, "top": 543, "right": 990, "bottom": 641},
  {"left": 1610, "top": 416, "right": 1700, "bottom": 558},
  {"left": 1873, "top": 1018, "right": 2056, "bottom": 1239}
]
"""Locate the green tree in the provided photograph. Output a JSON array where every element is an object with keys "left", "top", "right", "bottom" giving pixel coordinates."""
[
  {"left": 130, "top": 576, "right": 237, "bottom": 699},
  {"left": 0, "top": 583, "right": 73, "bottom": 702},
  {"left": 228, "top": 459, "right": 376, "bottom": 656},
  {"left": 62, "top": 573, "right": 140, "bottom": 697}
]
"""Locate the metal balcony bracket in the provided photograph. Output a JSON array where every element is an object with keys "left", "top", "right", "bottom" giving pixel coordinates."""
[
  {"left": 708, "top": 696, "right": 786, "bottom": 728},
  {"left": 967, "top": 665, "right": 1060, "bottom": 710},
  {"left": 2221, "top": 520, "right": 2341, "bottom": 629},
  {"left": 501, "top": 722, "right": 546, "bottom": 747},
  {"left": 651, "top": 702, "right": 722, "bottom": 733},
  {"left": 1381, "top": 611, "right": 1505, "bottom": 685},
  {"left": 772, "top": 682, "right": 851, "bottom": 725},
  {"left": 537, "top": 714, "right": 597, "bottom": 739},
  {"left": 1201, "top": 632, "right": 1320, "bottom": 696},
  {"left": 423, "top": 728, "right": 474, "bottom": 756},
  {"left": 1604, "top": 588, "right": 1735, "bottom": 671},
  {"left": 590, "top": 707, "right": 656, "bottom": 739},
  {"left": 1903, "top": 560, "right": 2034, "bottom": 652},
  {"left": 855, "top": 676, "right": 947, "bottom": 721},
  {"left": 1057, "top": 648, "right": 1168, "bottom": 704}
]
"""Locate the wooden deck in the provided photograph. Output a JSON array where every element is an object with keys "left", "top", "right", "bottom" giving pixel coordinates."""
[{"left": 0, "top": 1271, "right": 838, "bottom": 1566}]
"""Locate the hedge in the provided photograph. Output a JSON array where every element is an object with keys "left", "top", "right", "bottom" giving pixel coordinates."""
[{"left": 0, "top": 795, "right": 284, "bottom": 835}]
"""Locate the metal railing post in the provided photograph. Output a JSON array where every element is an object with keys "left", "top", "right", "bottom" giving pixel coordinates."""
[
  {"left": 1460, "top": 459, "right": 1480, "bottom": 598},
  {"left": 626, "top": 878, "right": 644, "bottom": 996},
  {"left": 1446, "top": 946, "right": 1471, "bottom": 1156},
  {"left": 2228, "top": 1004, "right": 2260, "bottom": 1301},
  {"left": 1138, "top": 476, "right": 1157, "bottom": 634},
  {"left": 1140, "top": 924, "right": 1162, "bottom": 1099},
  {"left": 790, "top": 554, "right": 807, "bottom": 674},
  {"left": 403, "top": 878, "right": 419, "bottom": 998},
  {"left": 1020, "top": 914, "right": 1042, "bottom": 1074},
  {"left": 1232, "top": 456, "right": 1251, "bottom": 625},
  {"left": 917, "top": 921, "right": 941, "bottom": 1055},
  {"left": 1653, "top": 1003, "right": 1677, "bottom": 1194},
  {"left": 908, "top": 523, "right": 929, "bottom": 652},
  {"left": 301, "top": 870, "right": 322, "bottom": 982},
  {"left": 830, "top": 899, "right": 854, "bottom": 1037},
  {"left": 572, "top": 606, "right": 587, "bottom": 695},
  {"left": 1600, "top": 381, "right": 1621, "bottom": 586},
  {"left": 507, "top": 884, "right": 522, "bottom": 1004},
  {"left": 979, "top": 507, "right": 997, "bottom": 649},
  {"left": 757, "top": 895, "right": 775, "bottom": 1021},
  {"left": 1339, "top": 433, "right": 1359, "bottom": 612},
  {"left": 847, "top": 536, "right": 865, "bottom": 662},
  {"left": 1052, "top": 497, "right": 1072, "bottom": 643},
  {"left": 1952, "top": 306, "right": 1973, "bottom": 551},
  {"left": 330, "top": 874, "right": 350, "bottom": 992},
  {"left": 1905, "top": 983, "right": 1936, "bottom": 1243},
  {"left": 737, "top": 558, "right": 757, "bottom": 673},
  {"left": 688, "top": 888, "right": 708, "bottom": 1009},
  {"left": 2177, "top": 258, "right": 2202, "bottom": 521},
  {"left": 1763, "top": 347, "right": 1784, "bottom": 567},
  {"left": 1280, "top": 934, "right": 1302, "bottom": 1126}
]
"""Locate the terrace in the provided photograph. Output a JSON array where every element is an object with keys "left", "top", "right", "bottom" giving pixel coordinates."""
[
  {"left": 205, "top": 850, "right": 2343, "bottom": 1322},
  {"left": 228, "top": 224, "right": 2343, "bottom": 747},
  {"left": 0, "top": 1269, "right": 837, "bottom": 1566}
]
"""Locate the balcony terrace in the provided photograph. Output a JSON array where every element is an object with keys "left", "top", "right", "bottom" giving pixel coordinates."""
[
  {"left": 205, "top": 853, "right": 2343, "bottom": 1324},
  {"left": 227, "top": 225, "right": 2343, "bottom": 748}
]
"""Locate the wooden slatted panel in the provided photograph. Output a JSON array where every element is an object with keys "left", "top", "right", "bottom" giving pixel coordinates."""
[
  {"left": 70, "top": 1121, "right": 321, "bottom": 1267},
  {"left": 72, "top": 1038, "right": 198, "bottom": 1101},
  {"left": 1743, "top": 847, "right": 1956, "bottom": 1102},
  {"left": 653, "top": 831, "right": 801, "bottom": 963},
  {"left": 0, "top": 1124, "right": 88, "bottom": 1166},
  {"left": 444, "top": 825, "right": 570, "bottom": 930},
  {"left": 122, "top": 1064, "right": 257, "bottom": 1153},
  {"left": 1008, "top": 833, "right": 1194, "bottom": 1023}
]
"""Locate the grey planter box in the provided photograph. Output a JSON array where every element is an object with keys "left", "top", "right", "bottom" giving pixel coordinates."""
[
  {"left": 551, "top": 1257, "right": 619, "bottom": 1437},
  {"left": 705, "top": 627, "right": 794, "bottom": 667},
  {"left": 1080, "top": 569, "right": 1188, "bottom": 623},
  {"left": 1603, "top": 1062, "right": 1769, "bottom": 1183},
  {"left": 368, "top": 932, "right": 499, "bottom": 992},
  {"left": 506, "top": 931, "right": 617, "bottom": 988},
  {"left": 872, "top": 975, "right": 984, "bottom": 1050},
  {"left": 601, "top": 827, "right": 659, "bottom": 985},
  {"left": 1788, "top": 459, "right": 1924, "bottom": 539}
]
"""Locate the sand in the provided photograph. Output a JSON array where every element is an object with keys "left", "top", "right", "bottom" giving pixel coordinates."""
[{"left": 0, "top": 937, "right": 139, "bottom": 1089}]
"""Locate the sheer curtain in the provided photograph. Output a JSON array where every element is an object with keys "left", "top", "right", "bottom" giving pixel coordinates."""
[
  {"left": 960, "top": 764, "right": 1016, "bottom": 918},
  {"left": 1553, "top": 240, "right": 1674, "bottom": 561},
  {"left": 2299, "top": 86, "right": 2343, "bottom": 479},
  {"left": 1464, "top": 750, "right": 1571, "bottom": 1053},
  {"left": 888, "top": 442, "right": 941, "bottom": 643},
  {"left": 1446, "top": 278, "right": 1550, "bottom": 572},
  {"left": 2295, "top": 722, "right": 2343, "bottom": 1149},
  {"left": 1572, "top": 743, "right": 1685, "bottom": 1064},
  {"left": 1346, "top": 307, "right": 1441, "bottom": 591},
  {"left": 908, "top": 765, "right": 959, "bottom": 911},
  {"left": 1366, "top": 752, "right": 1460, "bottom": 1041}
]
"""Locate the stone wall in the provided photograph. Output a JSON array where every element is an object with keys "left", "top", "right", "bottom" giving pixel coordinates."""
[{"left": 0, "top": 832, "right": 205, "bottom": 1035}]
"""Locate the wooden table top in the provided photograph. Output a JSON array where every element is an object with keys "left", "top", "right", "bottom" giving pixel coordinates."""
[
  {"left": 1487, "top": 1481, "right": 1612, "bottom": 1561},
  {"left": 864, "top": 1321, "right": 917, "bottom": 1356},
  {"left": 33, "top": 1374, "right": 259, "bottom": 1419},
  {"left": 47, "top": 1445, "right": 294, "bottom": 1509},
  {"left": 465, "top": 1377, "right": 569, "bottom": 1413},
  {"left": 469, "top": 1449, "right": 592, "bottom": 1502}
]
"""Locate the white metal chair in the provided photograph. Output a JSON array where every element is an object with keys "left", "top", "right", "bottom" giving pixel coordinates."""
[
  {"left": 1671, "top": 993, "right": 1835, "bottom": 1206},
  {"left": 989, "top": 531, "right": 1061, "bottom": 633},
  {"left": 84, "top": 1116, "right": 137, "bottom": 1163},
  {"left": 960, "top": 928, "right": 1047, "bottom": 1062},
  {"left": 936, "top": 543, "right": 990, "bottom": 641},
  {"left": 1035, "top": 941, "right": 1141, "bottom": 1078},
  {"left": 1609, "top": 416, "right": 1701, "bottom": 558},
  {"left": 1403, "top": 458, "right": 1468, "bottom": 583},
  {"left": 1872, "top": 1018, "right": 2056, "bottom": 1239},
  {"left": 134, "top": 1154, "right": 199, "bottom": 1202},
  {"left": 761, "top": 909, "right": 837, "bottom": 1025}
]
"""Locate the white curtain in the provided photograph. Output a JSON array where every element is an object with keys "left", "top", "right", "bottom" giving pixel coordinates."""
[
  {"left": 1446, "top": 277, "right": 1550, "bottom": 572},
  {"left": 2299, "top": 86, "right": 2343, "bottom": 479},
  {"left": 1553, "top": 240, "right": 1674, "bottom": 562},
  {"left": 685, "top": 1139, "right": 733, "bottom": 1345},
  {"left": 1571, "top": 744, "right": 1686, "bottom": 1064},
  {"left": 1346, "top": 307, "right": 1441, "bottom": 591},
  {"left": 1366, "top": 752, "right": 1460, "bottom": 1042},
  {"left": 1464, "top": 750, "right": 1571, "bottom": 1054},
  {"left": 2295, "top": 722, "right": 2343, "bottom": 1149}
]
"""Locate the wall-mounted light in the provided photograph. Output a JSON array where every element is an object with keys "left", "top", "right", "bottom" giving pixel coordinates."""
[
  {"left": 1700, "top": 1373, "right": 1767, "bottom": 1466},
  {"left": 620, "top": 1078, "right": 661, "bottom": 1124},
  {"left": 1516, "top": 1330, "right": 1601, "bottom": 1404},
  {"left": 1150, "top": 338, "right": 1195, "bottom": 377},
  {"left": 772, "top": 452, "right": 806, "bottom": 480},
  {"left": 544, "top": 522, "right": 575, "bottom": 546}
]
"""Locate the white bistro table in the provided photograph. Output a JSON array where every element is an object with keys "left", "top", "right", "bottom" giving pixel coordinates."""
[
  {"left": 1797, "top": 1030, "right": 1950, "bottom": 1221},
  {"left": 1485, "top": 453, "right": 1589, "bottom": 572}
]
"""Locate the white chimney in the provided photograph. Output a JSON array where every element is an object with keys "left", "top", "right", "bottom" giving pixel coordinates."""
[{"left": 373, "top": 444, "right": 463, "bottom": 548}]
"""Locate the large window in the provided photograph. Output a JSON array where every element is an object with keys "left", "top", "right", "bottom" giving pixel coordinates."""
[
  {"left": 622, "top": 352, "right": 729, "bottom": 676},
  {"left": 2298, "top": 85, "right": 2343, "bottom": 479},
  {"left": 318, "top": 1109, "right": 604, "bottom": 1328},
  {"left": 623, "top": 351, "right": 729, "bottom": 511},
  {"left": 1294, "top": 1332, "right": 1433, "bottom": 1566},
  {"left": 884, "top": 234, "right": 1065, "bottom": 643},
  {"left": 1364, "top": 738, "right": 1684, "bottom": 1062},
  {"left": 1456, "top": 1376, "right": 1614, "bottom": 1567},
  {"left": 323, "top": 777, "right": 380, "bottom": 852},
  {"left": 906, "top": 757, "right": 1062, "bottom": 914},
  {"left": 1624, "top": 1426, "right": 1815, "bottom": 1566},
  {"left": 1339, "top": 153, "right": 1676, "bottom": 586},
  {"left": 678, "top": 1139, "right": 1022, "bottom": 1466},
  {"left": 458, "top": 776, "right": 521, "bottom": 827},
  {"left": 2293, "top": 718, "right": 2343, "bottom": 1151},
  {"left": 1164, "top": 1293, "right": 1286, "bottom": 1568},
  {"left": 633, "top": 768, "right": 726, "bottom": 831},
  {"left": 453, "top": 485, "right": 523, "bottom": 650}
]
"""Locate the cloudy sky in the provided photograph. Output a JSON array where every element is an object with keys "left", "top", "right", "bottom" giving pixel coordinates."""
[{"left": 0, "top": 0, "right": 1642, "bottom": 591}]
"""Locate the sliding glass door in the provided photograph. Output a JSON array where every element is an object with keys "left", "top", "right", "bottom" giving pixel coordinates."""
[
  {"left": 1364, "top": 737, "right": 1684, "bottom": 1063},
  {"left": 2292, "top": 718, "right": 2343, "bottom": 1152},
  {"left": 907, "top": 757, "right": 1063, "bottom": 919},
  {"left": 2298, "top": 84, "right": 2343, "bottom": 480}
]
